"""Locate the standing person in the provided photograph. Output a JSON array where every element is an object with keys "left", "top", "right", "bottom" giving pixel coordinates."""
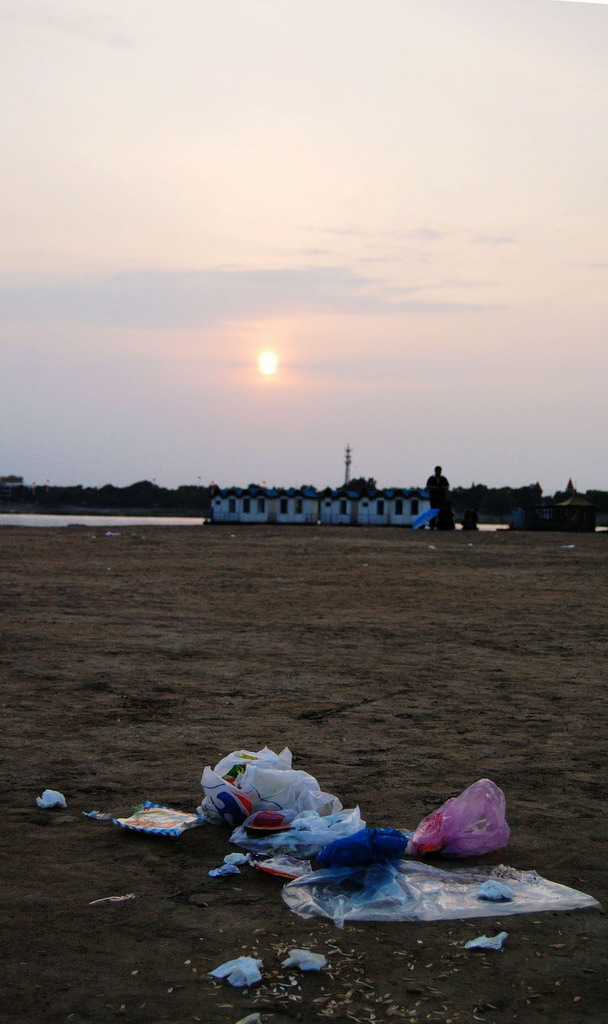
[{"left": 426, "top": 466, "right": 449, "bottom": 527}]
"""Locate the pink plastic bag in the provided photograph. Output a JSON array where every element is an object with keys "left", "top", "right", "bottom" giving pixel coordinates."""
[{"left": 408, "top": 779, "right": 510, "bottom": 858}]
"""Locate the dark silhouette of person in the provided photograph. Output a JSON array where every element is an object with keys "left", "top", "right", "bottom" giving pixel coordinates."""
[
  {"left": 437, "top": 502, "right": 455, "bottom": 530},
  {"left": 426, "top": 466, "right": 449, "bottom": 528},
  {"left": 462, "top": 509, "right": 479, "bottom": 531}
]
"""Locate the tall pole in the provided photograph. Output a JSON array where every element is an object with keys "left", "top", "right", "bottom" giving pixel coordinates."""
[{"left": 344, "top": 445, "right": 352, "bottom": 486}]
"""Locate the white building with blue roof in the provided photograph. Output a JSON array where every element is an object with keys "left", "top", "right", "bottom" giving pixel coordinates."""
[
  {"left": 211, "top": 485, "right": 429, "bottom": 526},
  {"left": 211, "top": 486, "right": 319, "bottom": 524},
  {"left": 319, "top": 487, "right": 428, "bottom": 526}
]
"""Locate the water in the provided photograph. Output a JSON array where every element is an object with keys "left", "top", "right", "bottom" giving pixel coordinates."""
[
  {"left": 0, "top": 513, "right": 204, "bottom": 528},
  {"left": 0, "top": 513, "right": 509, "bottom": 530}
]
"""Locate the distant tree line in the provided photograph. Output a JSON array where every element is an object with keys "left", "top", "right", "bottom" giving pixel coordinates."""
[
  {"left": 2, "top": 478, "right": 608, "bottom": 520},
  {"left": 0, "top": 480, "right": 213, "bottom": 514},
  {"left": 345, "top": 478, "right": 551, "bottom": 519},
  {"left": 343, "top": 478, "right": 608, "bottom": 520},
  {"left": 449, "top": 484, "right": 608, "bottom": 518},
  {"left": 449, "top": 483, "right": 542, "bottom": 518}
]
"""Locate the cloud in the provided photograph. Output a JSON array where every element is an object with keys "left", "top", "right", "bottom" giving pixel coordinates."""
[
  {"left": 407, "top": 229, "right": 448, "bottom": 241},
  {"left": 473, "top": 234, "right": 517, "bottom": 246},
  {"left": 310, "top": 226, "right": 448, "bottom": 242},
  {"left": 1, "top": 1, "right": 134, "bottom": 47},
  {"left": 440, "top": 278, "right": 497, "bottom": 288},
  {"left": 311, "top": 226, "right": 374, "bottom": 238},
  {"left": 0, "top": 266, "right": 497, "bottom": 329}
]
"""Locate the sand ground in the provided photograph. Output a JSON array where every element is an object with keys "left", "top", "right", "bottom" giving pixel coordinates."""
[{"left": 1, "top": 524, "right": 606, "bottom": 1024}]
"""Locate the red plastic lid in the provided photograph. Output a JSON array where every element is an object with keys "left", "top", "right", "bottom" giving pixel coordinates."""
[{"left": 249, "top": 811, "right": 285, "bottom": 827}]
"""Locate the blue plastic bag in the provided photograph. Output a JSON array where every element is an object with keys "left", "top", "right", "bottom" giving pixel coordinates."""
[{"left": 316, "top": 827, "right": 407, "bottom": 868}]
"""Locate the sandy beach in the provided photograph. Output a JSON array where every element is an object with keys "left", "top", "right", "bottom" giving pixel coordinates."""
[{"left": 1, "top": 524, "right": 606, "bottom": 1024}]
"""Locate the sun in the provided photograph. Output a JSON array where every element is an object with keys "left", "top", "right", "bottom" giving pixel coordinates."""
[{"left": 258, "top": 350, "right": 278, "bottom": 376}]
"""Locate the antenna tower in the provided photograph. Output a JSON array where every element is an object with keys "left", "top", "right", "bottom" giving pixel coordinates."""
[{"left": 344, "top": 444, "right": 352, "bottom": 486}]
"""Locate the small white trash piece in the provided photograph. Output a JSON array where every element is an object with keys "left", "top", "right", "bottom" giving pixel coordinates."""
[
  {"left": 89, "top": 893, "right": 135, "bottom": 905},
  {"left": 210, "top": 956, "right": 263, "bottom": 987},
  {"left": 465, "top": 931, "right": 508, "bottom": 951},
  {"left": 224, "top": 852, "right": 251, "bottom": 865},
  {"left": 477, "top": 880, "right": 515, "bottom": 902},
  {"left": 209, "top": 863, "right": 240, "bottom": 878},
  {"left": 281, "top": 948, "right": 327, "bottom": 971},
  {"left": 36, "top": 789, "right": 67, "bottom": 809}
]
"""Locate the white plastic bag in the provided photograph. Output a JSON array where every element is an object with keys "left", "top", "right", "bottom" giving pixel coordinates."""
[
  {"left": 200, "top": 745, "right": 291, "bottom": 823},
  {"left": 200, "top": 745, "right": 342, "bottom": 825},
  {"left": 211, "top": 745, "right": 292, "bottom": 780}
]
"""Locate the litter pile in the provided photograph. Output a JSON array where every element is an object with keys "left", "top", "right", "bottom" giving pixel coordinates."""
[{"left": 77, "top": 744, "right": 599, "bottom": 932}]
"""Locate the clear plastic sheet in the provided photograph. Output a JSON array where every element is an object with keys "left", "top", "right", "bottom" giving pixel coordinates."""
[{"left": 282, "top": 860, "right": 600, "bottom": 927}]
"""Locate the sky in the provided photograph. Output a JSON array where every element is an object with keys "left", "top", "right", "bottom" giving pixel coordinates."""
[{"left": 1, "top": 0, "right": 607, "bottom": 494}]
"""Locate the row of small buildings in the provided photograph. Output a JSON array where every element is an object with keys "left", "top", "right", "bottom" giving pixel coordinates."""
[{"left": 211, "top": 486, "right": 431, "bottom": 527}]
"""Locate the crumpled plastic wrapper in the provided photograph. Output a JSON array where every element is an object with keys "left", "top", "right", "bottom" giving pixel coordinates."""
[
  {"left": 209, "top": 955, "right": 263, "bottom": 987},
  {"left": 36, "top": 790, "right": 67, "bottom": 809},
  {"left": 465, "top": 931, "right": 508, "bottom": 951},
  {"left": 281, "top": 948, "right": 327, "bottom": 971}
]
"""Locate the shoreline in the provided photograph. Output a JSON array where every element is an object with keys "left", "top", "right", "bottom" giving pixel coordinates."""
[{"left": 0, "top": 504, "right": 209, "bottom": 518}]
